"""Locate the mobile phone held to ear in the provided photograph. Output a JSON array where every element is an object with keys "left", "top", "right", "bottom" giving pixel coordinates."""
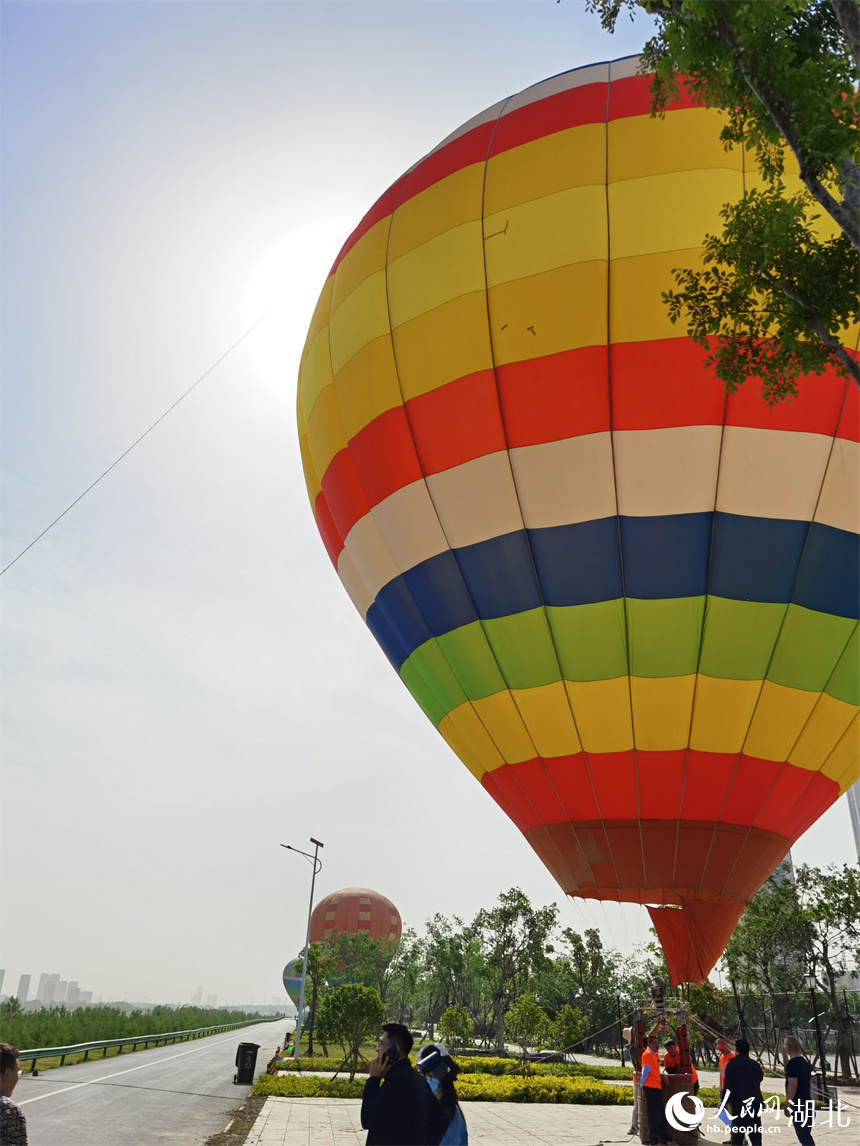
[{"left": 384, "top": 1046, "right": 400, "bottom": 1065}]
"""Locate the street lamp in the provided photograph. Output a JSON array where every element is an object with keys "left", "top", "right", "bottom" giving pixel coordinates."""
[
  {"left": 615, "top": 985, "right": 625, "bottom": 1067},
  {"left": 282, "top": 837, "right": 324, "bottom": 1060},
  {"left": 805, "top": 970, "right": 829, "bottom": 1097}
]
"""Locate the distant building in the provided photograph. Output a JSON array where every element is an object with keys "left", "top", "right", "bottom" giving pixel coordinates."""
[
  {"left": 205, "top": 994, "right": 217, "bottom": 1007},
  {"left": 66, "top": 983, "right": 80, "bottom": 1008},
  {"left": 56, "top": 981, "right": 68, "bottom": 1005},
  {"left": 38, "top": 973, "right": 61, "bottom": 1004},
  {"left": 0, "top": 970, "right": 5, "bottom": 996},
  {"left": 16, "top": 975, "right": 30, "bottom": 1004},
  {"left": 193, "top": 986, "right": 203, "bottom": 1006},
  {"left": 78, "top": 991, "right": 93, "bottom": 1006}
]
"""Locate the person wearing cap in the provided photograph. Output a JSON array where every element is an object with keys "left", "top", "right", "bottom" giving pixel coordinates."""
[
  {"left": 361, "top": 1024, "right": 447, "bottom": 1145},
  {"left": 640, "top": 1034, "right": 672, "bottom": 1146},
  {"left": 417, "top": 1043, "right": 468, "bottom": 1145}
]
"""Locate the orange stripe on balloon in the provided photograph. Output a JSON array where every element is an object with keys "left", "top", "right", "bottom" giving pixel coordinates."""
[
  {"left": 348, "top": 406, "right": 423, "bottom": 506},
  {"left": 320, "top": 448, "right": 369, "bottom": 543},
  {"left": 407, "top": 369, "right": 507, "bottom": 476}
]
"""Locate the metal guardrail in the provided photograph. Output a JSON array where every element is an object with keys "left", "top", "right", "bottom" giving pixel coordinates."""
[{"left": 19, "top": 1014, "right": 284, "bottom": 1071}]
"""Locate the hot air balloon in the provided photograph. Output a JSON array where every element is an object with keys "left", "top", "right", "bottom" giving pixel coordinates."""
[
  {"left": 296, "top": 56, "right": 859, "bottom": 986},
  {"left": 282, "top": 958, "right": 304, "bottom": 1010},
  {"left": 310, "top": 888, "right": 402, "bottom": 944}
]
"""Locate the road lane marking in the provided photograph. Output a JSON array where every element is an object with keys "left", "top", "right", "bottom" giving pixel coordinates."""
[{"left": 17, "top": 1029, "right": 271, "bottom": 1106}]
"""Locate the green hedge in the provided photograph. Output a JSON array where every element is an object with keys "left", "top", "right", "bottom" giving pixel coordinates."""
[
  {"left": 254, "top": 1072, "right": 634, "bottom": 1104},
  {"left": 276, "top": 1054, "right": 631, "bottom": 1081},
  {"left": 255, "top": 1073, "right": 365, "bottom": 1098}
]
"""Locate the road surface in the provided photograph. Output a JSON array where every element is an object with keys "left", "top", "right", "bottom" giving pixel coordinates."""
[{"left": 14, "top": 1018, "right": 286, "bottom": 1145}]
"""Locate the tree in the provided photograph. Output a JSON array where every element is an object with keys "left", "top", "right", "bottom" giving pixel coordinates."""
[
  {"left": 796, "top": 863, "right": 860, "bottom": 1082},
  {"left": 587, "top": 0, "right": 859, "bottom": 403},
  {"left": 314, "top": 984, "right": 384, "bottom": 1082},
  {"left": 504, "top": 994, "right": 551, "bottom": 1075},
  {"left": 302, "top": 940, "right": 338, "bottom": 1056},
  {"left": 437, "top": 1003, "right": 474, "bottom": 1051},
  {"left": 474, "top": 888, "right": 558, "bottom": 1052},
  {"left": 548, "top": 1003, "right": 589, "bottom": 1057}
]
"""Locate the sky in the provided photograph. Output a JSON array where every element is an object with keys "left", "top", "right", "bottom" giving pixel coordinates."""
[{"left": 2, "top": 0, "right": 857, "bottom": 1008}]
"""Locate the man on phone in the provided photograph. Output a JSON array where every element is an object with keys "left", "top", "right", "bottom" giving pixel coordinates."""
[{"left": 361, "top": 1023, "right": 447, "bottom": 1145}]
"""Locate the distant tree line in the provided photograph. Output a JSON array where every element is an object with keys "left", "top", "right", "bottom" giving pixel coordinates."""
[{"left": 0, "top": 1003, "right": 267, "bottom": 1050}]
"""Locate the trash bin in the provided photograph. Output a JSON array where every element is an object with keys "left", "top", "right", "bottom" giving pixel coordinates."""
[{"left": 234, "top": 1042, "right": 260, "bottom": 1085}]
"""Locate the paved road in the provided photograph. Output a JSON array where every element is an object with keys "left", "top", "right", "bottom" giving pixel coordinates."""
[{"left": 14, "top": 1019, "right": 287, "bottom": 1145}]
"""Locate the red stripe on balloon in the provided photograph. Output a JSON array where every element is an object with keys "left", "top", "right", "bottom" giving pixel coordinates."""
[
  {"left": 314, "top": 490, "right": 344, "bottom": 566},
  {"left": 320, "top": 448, "right": 369, "bottom": 542},
  {"left": 778, "top": 770, "right": 839, "bottom": 839},
  {"left": 726, "top": 364, "right": 850, "bottom": 437},
  {"left": 608, "top": 73, "right": 698, "bottom": 121},
  {"left": 680, "top": 751, "right": 739, "bottom": 821},
  {"left": 611, "top": 340, "right": 725, "bottom": 429},
  {"left": 349, "top": 406, "right": 423, "bottom": 506},
  {"left": 637, "top": 750, "right": 686, "bottom": 819},
  {"left": 497, "top": 345, "right": 610, "bottom": 447},
  {"left": 588, "top": 751, "right": 638, "bottom": 819},
  {"left": 407, "top": 369, "right": 507, "bottom": 476},
  {"left": 489, "top": 81, "right": 608, "bottom": 157},
  {"left": 836, "top": 374, "right": 859, "bottom": 442}
]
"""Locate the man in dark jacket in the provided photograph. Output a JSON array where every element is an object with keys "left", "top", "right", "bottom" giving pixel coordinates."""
[
  {"left": 361, "top": 1024, "right": 446, "bottom": 1145},
  {"left": 723, "top": 1039, "right": 764, "bottom": 1146}
]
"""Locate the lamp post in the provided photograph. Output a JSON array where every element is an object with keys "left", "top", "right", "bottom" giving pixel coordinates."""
[
  {"left": 616, "top": 985, "right": 625, "bottom": 1067},
  {"left": 282, "top": 837, "right": 324, "bottom": 1060},
  {"left": 805, "top": 970, "right": 829, "bottom": 1097}
]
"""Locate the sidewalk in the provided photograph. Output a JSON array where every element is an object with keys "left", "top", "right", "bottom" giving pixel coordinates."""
[{"left": 245, "top": 1095, "right": 859, "bottom": 1146}]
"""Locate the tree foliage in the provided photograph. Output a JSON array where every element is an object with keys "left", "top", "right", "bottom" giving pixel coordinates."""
[
  {"left": 504, "top": 993, "right": 551, "bottom": 1074},
  {"left": 437, "top": 1003, "right": 474, "bottom": 1050},
  {"left": 313, "top": 983, "right": 384, "bottom": 1082},
  {"left": 587, "top": 0, "right": 859, "bottom": 401}
]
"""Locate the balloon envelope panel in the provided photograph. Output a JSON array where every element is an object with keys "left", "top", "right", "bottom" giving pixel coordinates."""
[
  {"left": 297, "top": 57, "right": 859, "bottom": 981},
  {"left": 309, "top": 887, "right": 402, "bottom": 944},
  {"left": 283, "top": 959, "right": 304, "bottom": 1008}
]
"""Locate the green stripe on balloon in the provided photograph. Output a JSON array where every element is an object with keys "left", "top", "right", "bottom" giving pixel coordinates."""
[
  {"left": 825, "top": 626, "right": 858, "bottom": 705},
  {"left": 768, "top": 605, "right": 857, "bottom": 693},
  {"left": 699, "top": 597, "right": 788, "bottom": 679},
  {"left": 546, "top": 599, "right": 628, "bottom": 681},
  {"left": 626, "top": 597, "right": 705, "bottom": 677}
]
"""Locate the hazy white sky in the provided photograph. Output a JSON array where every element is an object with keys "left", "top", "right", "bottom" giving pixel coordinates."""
[{"left": 2, "top": 0, "right": 856, "bottom": 1006}]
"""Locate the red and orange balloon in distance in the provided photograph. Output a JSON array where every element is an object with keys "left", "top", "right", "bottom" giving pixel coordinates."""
[
  {"left": 309, "top": 887, "right": 403, "bottom": 945},
  {"left": 297, "top": 57, "right": 859, "bottom": 985}
]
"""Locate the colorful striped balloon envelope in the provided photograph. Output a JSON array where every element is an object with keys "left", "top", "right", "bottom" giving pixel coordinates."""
[{"left": 297, "top": 56, "right": 859, "bottom": 985}]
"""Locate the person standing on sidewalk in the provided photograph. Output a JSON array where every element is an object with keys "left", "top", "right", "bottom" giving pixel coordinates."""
[
  {"left": 0, "top": 1044, "right": 27, "bottom": 1145},
  {"left": 783, "top": 1036, "right": 816, "bottom": 1146},
  {"left": 361, "top": 1024, "right": 446, "bottom": 1145},
  {"left": 641, "top": 1034, "right": 672, "bottom": 1145},
  {"left": 723, "top": 1039, "right": 763, "bottom": 1146}
]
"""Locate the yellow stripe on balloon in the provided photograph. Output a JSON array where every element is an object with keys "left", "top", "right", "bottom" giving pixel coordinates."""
[
  {"left": 388, "top": 163, "right": 485, "bottom": 262},
  {"left": 821, "top": 715, "right": 860, "bottom": 793},
  {"left": 438, "top": 703, "right": 504, "bottom": 778},
  {"left": 630, "top": 675, "right": 696, "bottom": 751},
  {"left": 608, "top": 107, "right": 741, "bottom": 182},
  {"left": 331, "top": 216, "right": 390, "bottom": 311},
  {"left": 789, "top": 692, "right": 859, "bottom": 772},
  {"left": 485, "top": 123, "right": 605, "bottom": 215},
  {"left": 392, "top": 291, "right": 493, "bottom": 401},
  {"left": 305, "top": 382, "right": 347, "bottom": 481},
  {"left": 564, "top": 678, "right": 633, "bottom": 754},
  {"left": 689, "top": 675, "right": 762, "bottom": 754},
  {"left": 510, "top": 681, "right": 583, "bottom": 758},
  {"left": 333, "top": 334, "right": 402, "bottom": 441},
  {"left": 471, "top": 691, "right": 539, "bottom": 765},
  {"left": 743, "top": 680, "right": 820, "bottom": 762}
]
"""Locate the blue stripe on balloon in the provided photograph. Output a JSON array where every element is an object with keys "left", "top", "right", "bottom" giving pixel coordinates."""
[
  {"left": 620, "top": 512, "right": 712, "bottom": 599},
  {"left": 366, "top": 513, "right": 857, "bottom": 669},
  {"left": 455, "top": 530, "right": 543, "bottom": 618},
  {"left": 794, "top": 522, "right": 860, "bottom": 620},
  {"left": 708, "top": 514, "right": 809, "bottom": 603},
  {"left": 528, "top": 516, "right": 623, "bottom": 606}
]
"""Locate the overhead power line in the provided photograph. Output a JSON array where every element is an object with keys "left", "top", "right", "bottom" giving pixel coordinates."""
[{"left": 1, "top": 305, "right": 277, "bottom": 577}]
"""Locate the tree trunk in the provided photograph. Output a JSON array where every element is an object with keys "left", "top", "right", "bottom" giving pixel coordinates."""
[{"left": 494, "top": 996, "right": 505, "bottom": 1053}]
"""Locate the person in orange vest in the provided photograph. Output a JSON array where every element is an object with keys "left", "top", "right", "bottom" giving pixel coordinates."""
[
  {"left": 640, "top": 1034, "right": 672, "bottom": 1145},
  {"left": 663, "top": 1041, "right": 681, "bottom": 1073},
  {"left": 716, "top": 1038, "right": 735, "bottom": 1095}
]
